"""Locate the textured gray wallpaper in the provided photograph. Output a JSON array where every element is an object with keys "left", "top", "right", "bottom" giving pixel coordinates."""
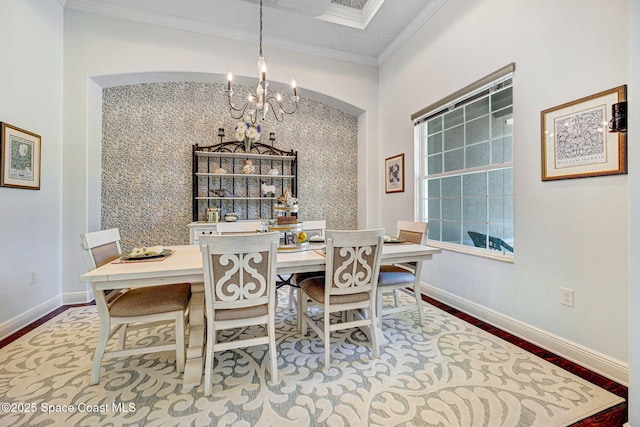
[
  {"left": 331, "top": 0, "right": 368, "bottom": 10},
  {"left": 102, "top": 82, "right": 357, "bottom": 250}
]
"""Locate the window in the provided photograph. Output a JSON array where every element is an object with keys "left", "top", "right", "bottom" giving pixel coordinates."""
[{"left": 413, "top": 66, "right": 514, "bottom": 257}]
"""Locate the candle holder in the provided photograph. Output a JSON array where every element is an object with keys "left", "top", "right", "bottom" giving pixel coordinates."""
[
  {"left": 269, "top": 132, "right": 276, "bottom": 146},
  {"left": 217, "top": 128, "right": 225, "bottom": 142}
]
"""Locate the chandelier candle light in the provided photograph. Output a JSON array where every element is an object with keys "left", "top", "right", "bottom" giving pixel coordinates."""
[{"left": 226, "top": 0, "right": 299, "bottom": 124}]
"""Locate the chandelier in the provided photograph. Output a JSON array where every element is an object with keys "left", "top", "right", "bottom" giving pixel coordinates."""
[{"left": 226, "top": 0, "right": 299, "bottom": 124}]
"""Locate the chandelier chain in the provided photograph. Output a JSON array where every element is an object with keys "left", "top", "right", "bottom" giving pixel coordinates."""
[
  {"left": 225, "top": 0, "right": 298, "bottom": 124},
  {"left": 259, "top": 0, "right": 263, "bottom": 57}
]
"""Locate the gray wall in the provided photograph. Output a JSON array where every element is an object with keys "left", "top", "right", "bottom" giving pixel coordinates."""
[{"left": 102, "top": 81, "right": 358, "bottom": 250}]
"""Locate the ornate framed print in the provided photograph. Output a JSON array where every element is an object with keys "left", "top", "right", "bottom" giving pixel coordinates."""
[
  {"left": 541, "top": 85, "right": 627, "bottom": 181},
  {"left": 1, "top": 122, "right": 41, "bottom": 190},
  {"left": 385, "top": 153, "right": 404, "bottom": 193}
]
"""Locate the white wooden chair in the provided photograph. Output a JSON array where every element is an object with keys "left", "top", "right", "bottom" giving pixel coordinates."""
[
  {"left": 80, "top": 228, "right": 191, "bottom": 385},
  {"left": 215, "top": 220, "right": 263, "bottom": 235},
  {"left": 199, "top": 232, "right": 280, "bottom": 396},
  {"left": 377, "top": 221, "right": 428, "bottom": 324},
  {"left": 298, "top": 228, "right": 384, "bottom": 370}
]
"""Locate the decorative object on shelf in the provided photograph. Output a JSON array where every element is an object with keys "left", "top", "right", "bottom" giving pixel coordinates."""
[
  {"left": 206, "top": 207, "right": 221, "bottom": 223},
  {"left": 214, "top": 168, "right": 227, "bottom": 174},
  {"left": 235, "top": 120, "right": 262, "bottom": 152},
  {"left": 276, "top": 215, "right": 297, "bottom": 225},
  {"left": 1, "top": 122, "right": 41, "bottom": 190},
  {"left": 242, "top": 159, "right": 256, "bottom": 174},
  {"left": 385, "top": 153, "right": 405, "bottom": 193},
  {"left": 541, "top": 85, "right": 627, "bottom": 181},
  {"left": 224, "top": 212, "right": 239, "bottom": 222},
  {"left": 276, "top": 189, "right": 297, "bottom": 207},
  {"left": 226, "top": 0, "right": 299, "bottom": 124},
  {"left": 269, "top": 132, "right": 276, "bottom": 146},
  {"left": 210, "top": 189, "right": 237, "bottom": 197},
  {"left": 261, "top": 182, "right": 276, "bottom": 197},
  {"left": 269, "top": 199, "right": 306, "bottom": 251},
  {"left": 217, "top": 128, "right": 225, "bottom": 142},
  {"left": 268, "top": 168, "right": 279, "bottom": 175}
]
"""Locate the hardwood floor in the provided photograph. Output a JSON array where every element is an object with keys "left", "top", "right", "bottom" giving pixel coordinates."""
[{"left": 0, "top": 298, "right": 627, "bottom": 426}]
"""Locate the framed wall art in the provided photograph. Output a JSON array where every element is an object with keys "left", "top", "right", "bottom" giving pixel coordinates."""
[
  {"left": 1, "top": 122, "right": 41, "bottom": 190},
  {"left": 541, "top": 85, "right": 627, "bottom": 181},
  {"left": 385, "top": 153, "right": 404, "bottom": 193}
]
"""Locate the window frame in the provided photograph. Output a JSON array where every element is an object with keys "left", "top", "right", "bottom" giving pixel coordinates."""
[{"left": 413, "top": 66, "right": 515, "bottom": 262}]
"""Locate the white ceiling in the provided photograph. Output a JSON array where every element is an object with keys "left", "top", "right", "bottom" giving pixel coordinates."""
[{"left": 63, "top": 0, "right": 448, "bottom": 66}]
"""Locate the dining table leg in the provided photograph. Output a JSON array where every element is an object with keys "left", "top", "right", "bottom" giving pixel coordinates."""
[{"left": 182, "top": 282, "right": 205, "bottom": 391}]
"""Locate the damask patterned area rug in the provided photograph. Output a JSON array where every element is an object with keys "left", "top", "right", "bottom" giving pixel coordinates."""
[{"left": 0, "top": 292, "right": 623, "bottom": 427}]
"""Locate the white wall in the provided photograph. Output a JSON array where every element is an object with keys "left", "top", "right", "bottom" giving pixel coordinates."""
[
  {"left": 379, "top": 0, "right": 629, "bottom": 383},
  {"left": 0, "top": 1, "right": 64, "bottom": 336},
  {"left": 62, "top": 10, "right": 381, "bottom": 301},
  {"left": 628, "top": 0, "right": 639, "bottom": 421}
]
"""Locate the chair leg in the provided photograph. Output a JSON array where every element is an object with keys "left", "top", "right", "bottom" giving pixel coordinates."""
[
  {"left": 413, "top": 283, "right": 426, "bottom": 324},
  {"left": 204, "top": 324, "right": 215, "bottom": 397},
  {"left": 288, "top": 286, "right": 297, "bottom": 312},
  {"left": 91, "top": 317, "right": 111, "bottom": 385},
  {"left": 117, "top": 324, "right": 128, "bottom": 350},
  {"left": 323, "top": 311, "right": 331, "bottom": 371},
  {"left": 299, "top": 290, "right": 308, "bottom": 335},
  {"left": 268, "top": 318, "right": 279, "bottom": 385},
  {"left": 175, "top": 311, "right": 186, "bottom": 373},
  {"left": 369, "top": 304, "right": 379, "bottom": 358},
  {"left": 376, "top": 289, "right": 383, "bottom": 321}
]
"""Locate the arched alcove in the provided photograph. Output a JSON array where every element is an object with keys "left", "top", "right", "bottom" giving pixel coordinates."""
[{"left": 88, "top": 72, "right": 365, "bottom": 250}]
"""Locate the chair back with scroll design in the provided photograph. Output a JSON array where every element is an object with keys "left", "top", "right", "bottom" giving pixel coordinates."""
[
  {"left": 298, "top": 228, "right": 384, "bottom": 370},
  {"left": 199, "top": 231, "right": 280, "bottom": 396}
]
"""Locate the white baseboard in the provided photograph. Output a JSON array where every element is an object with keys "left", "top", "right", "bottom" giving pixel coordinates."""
[
  {"left": 0, "top": 296, "right": 62, "bottom": 341},
  {"left": 63, "top": 289, "right": 93, "bottom": 305},
  {"left": 420, "top": 282, "right": 629, "bottom": 386},
  {"left": 0, "top": 290, "right": 93, "bottom": 342}
]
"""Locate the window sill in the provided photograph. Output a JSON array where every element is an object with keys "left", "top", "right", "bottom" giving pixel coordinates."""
[{"left": 426, "top": 240, "right": 514, "bottom": 263}]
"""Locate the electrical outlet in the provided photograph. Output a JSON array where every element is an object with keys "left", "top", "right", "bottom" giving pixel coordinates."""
[
  {"left": 560, "top": 287, "right": 574, "bottom": 307},
  {"left": 28, "top": 270, "right": 37, "bottom": 285}
]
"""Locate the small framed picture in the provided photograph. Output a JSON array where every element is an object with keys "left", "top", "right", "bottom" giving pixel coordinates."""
[
  {"left": 1, "top": 122, "right": 41, "bottom": 190},
  {"left": 385, "top": 153, "right": 404, "bottom": 193},
  {"left": 541, "top": 85, "right": 627, "bottom": 181}
]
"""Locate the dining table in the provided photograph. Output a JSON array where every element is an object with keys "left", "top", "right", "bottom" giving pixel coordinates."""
[{"left": 80, "top": 242, "right": 441, "bottom": 391}]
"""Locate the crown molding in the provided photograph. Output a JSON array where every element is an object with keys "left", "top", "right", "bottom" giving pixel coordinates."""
[
  {"left": 316, "top": 0, "right": 384, "bottom": 30},
  {"left": 377, "top": 0, "right": 447, "bottom": 66},
  {"left": 64, "top": 0, "right": 379, "bottom": 66},
  {"left": 64, "top": 0, "right": 445, "bottom": 67}
]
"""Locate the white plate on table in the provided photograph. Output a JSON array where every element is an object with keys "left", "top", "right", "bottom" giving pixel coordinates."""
[{"left": 121, "top": 249, "right": 174, "bottom": 260}]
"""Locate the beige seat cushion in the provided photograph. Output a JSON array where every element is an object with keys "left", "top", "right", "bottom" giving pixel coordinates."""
[
  {"left": 299, "top": 277, "right": 369, "bottom": 304},
  {"left": 292, "top": 271, "right": 324, "bottom": 285},
  {"left": 378, "top": 265, "right": 415, "bottom": 287},
  {"left": 110, "top": 283, "right": 191, "bottom": 317},
  {"left": 214, "top": 304, "right": 268, "bottom": 321}
]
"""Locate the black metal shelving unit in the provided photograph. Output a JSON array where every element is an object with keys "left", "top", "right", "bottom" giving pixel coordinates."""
[{"left": 192, "top": 141, "right": 298, "bottom": 222}]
